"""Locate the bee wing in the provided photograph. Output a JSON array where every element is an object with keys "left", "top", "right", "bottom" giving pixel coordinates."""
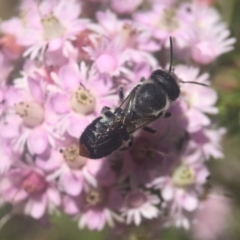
[
  {"left": 127, "top": 113, "right": 159, "bottom": 134},
  {"left": 98, "top": 84, "right": 141, "bottom": 135},
  {"left": 118, "top": 84, "right": 141, "bottom": 113}
]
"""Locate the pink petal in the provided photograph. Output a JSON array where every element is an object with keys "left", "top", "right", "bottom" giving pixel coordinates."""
[
  {"left": 162, "top": 184, "right": 174, "bottom": 201},
  {"left": 196, "top": 167, "right": 210, "bottom": 184},
  {"left": 1, "top": 17, "right": 23, "bottom": 34},
  {"left": 30, "top": 194, "right": 47, "bottom": 219},
  {"left": 27, "top": 76, "right": 44, "bottom": 103},
  {"left": 192, "top": 41, "right": 215, "bottom": 64},
  {"left": 5, "top": 87, "right": 25, "bottom": 106},
  {"left": 67, "top": 116, "right": 89, "bottom": 138},
  {"left": 108, "top": 189, "right": 123, "bottom": 209},
  {"left": 48, "top": 38, "right": 64, "bottom": 51},
  {"left": 47, "top": 187, "right": 61, "bottom": 206},
  {"left": 63, "top": 196, "right": 79, "bottom": 215},
  {"left": 50, "top": 93, "right": 70, "bottom": 114},
  {"left": 13, "top": 189, "right": 29, "bottom": 202},
  {"left": 183, "top": 194, "right": 198, "bottom": 211},
  {"left": 27, "top": 129, "right": 48, "bottom": 155},
  {"left": 0, "top": 115, "right": 20, "bottom": 139},
  {"left": 59, "top": 63, "right": 80, "bottom": 91},
  {"left": 36, "top": 150, "right": 62, "bottom": 172},
  {"left": 86, "top": 160, "right": 103, "bottom": 175},
  {"left": 87, "top": 160, "right": 116, "bottom": 186},
  {"left": 59, "top": 170, "right": 83, "bottom": 196},
  {"left": 186, "top": 109, "right": 210, "bottom": 132},
  {"left": 85, "top": 208, "right": 106, "bottom": 230},
  {"left": 96, "top": 54, "right": 117, "bottom": 74}
]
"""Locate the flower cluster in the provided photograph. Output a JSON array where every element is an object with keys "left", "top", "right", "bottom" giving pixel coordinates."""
[{"left": 0, "top": 0, "right": 235, "bottom": 237}]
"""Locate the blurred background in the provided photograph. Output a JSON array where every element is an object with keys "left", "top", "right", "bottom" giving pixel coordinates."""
[{"left": 0, "top": 0, "right": 240, "bottom": 239}]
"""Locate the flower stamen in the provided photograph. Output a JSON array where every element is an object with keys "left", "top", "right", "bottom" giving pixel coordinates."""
[{"left": 70, "top": 87, "right": 95, "bottom": 115}]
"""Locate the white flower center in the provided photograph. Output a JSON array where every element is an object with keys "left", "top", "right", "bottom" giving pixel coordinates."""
[
  {"left": 41, "top": 14, "right": 65, "bottom": 40},
  {"left": 157, "top": 8, "right": 178, "bottom": 32},
  {"left": 14, "top": 101, "right": 44, "bottom": 128},
  {"left": 70, "top": 87, "right": 95, "bottom": 115},
  {"left": 60, "top": 144, "right": 88, "bottom": 169},
  {"left": 172, "top": 165, "right": 195, "bottom": 187}
]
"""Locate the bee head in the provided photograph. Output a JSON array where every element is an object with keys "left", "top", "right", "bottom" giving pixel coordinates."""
[{"left": 150, "top": 37, "right": 208, "bottom": 101}]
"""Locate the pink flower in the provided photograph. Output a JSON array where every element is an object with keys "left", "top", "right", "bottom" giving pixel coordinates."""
[
  {"left": 192, "top": 189, "right": 232, "bottom": 240},
  {"left": 63, "top": 184, "right": 123, "bottom": 230},
  {"left": 49, "top": 62, "right": 118, "bottom": 137},
  {"left": 0, "top": 75, "right": 58, "bottom": 154},
  {"left": 84, "top": 37, "right": 130, "bottom": 76},
  {"left": 173, "top": 65, "right": 218, "bottom": 132},
  {"left": 121, "top": 189, "right": 160, "bottom": 225},
  {"left": 188, "top": 128, "right": 226, "bottom": 160},
  {"left": 149, "top": 151, "right": 209, "bottom": 228},
  {"left": 134, "top": 2, "right": 193, "bottom": 49},
  {"left": 178, "top": 2, "right": 236, "bottom": 64},
  {"left": 0, "top": 166, "right": 61, "bottom": 219},
  {"left": 15, "top": 0, "right": 89, "bottom": 60},
  {"left": 94, "top": 11, "right": 160, "bottom": 54},
  {"left": 110, "top": 0, "right": 143, "bottom": 14},
  {"left": 0, "top": 141, "right": 18, "bottom": 173},
  {"left": 120, "top": 135, "right": 173, "bottom": 185},
  {"left": 176, "top": 65, "right": 217, "bottom": 113},
  {"left": 36, "top": 141, "right": 115, "bottom": 196},
  {"left": 0, "top": 52, "right": 13, "bottom": 85}
]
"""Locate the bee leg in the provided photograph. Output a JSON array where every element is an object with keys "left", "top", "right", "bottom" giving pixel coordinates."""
[
  {"left": 118, "top": 87, "right": 124, "bottom": 102},
  {"left": 140, "top": 77, "right": 146, "bottom": 82},
  {"left": 101, "top": 106, "right": 111, "bottom": 114},
  {"left": 119, "top": 137, "right": 133, "bottom": 151},
  {"left": 164, "top": 112, "right": 171, "bottom": 118},
  {"left": 142, "top": 126, "right": 156, "bottom": 134}
]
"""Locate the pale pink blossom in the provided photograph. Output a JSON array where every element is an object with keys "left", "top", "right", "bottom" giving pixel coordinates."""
[
  {"left": 94, "top": 11, "right": 160, "bottom": 55},
  {"left": 0, "top": 141, "right": 18, "bottom": 174},
  {"left": 134, "top": 3, "right": 194, "bottom": 49},
  {"left": 0, "top": 75, "right": 58, "bottom": 154},
  {"left": 173, "top": 65, "right": 218, "bottom": 132},
  {"left": 15, "top": 0, "right": 89, "bottom": 60},
  {"left": 178, "top": 2, "right": 236, "bottom": 64},
  {"left": 188, "top": 128, "right": 226, "bottom": 160},
  {"left": 110, "top": 0, "right": 143, "bottom": 14},
  {"left": 49, "top": 62, "right": 118, "bottom": 137},
  {"left": 36, "top": 142, "right": 115, "bottom": 196},
  {"left": 149, "top": 152, "right": 209, "bottom": 228},
  {"left": 63, "top": 184, "right": 123, "bottom": 230},
  {"left": 83, "top": 37, "right": 130, "bottom": 76},
  {"left": 120, "top": 135, "right": 174, "bottom": 186},
  {"left": 0, "top": 166, "right": 61, "bottom": 219},
  {"left": 121, "top": 190, "right": 160, "bottom": 225},
  {"left": 192, "top": 189, "right": 232, "bottom": 240}
]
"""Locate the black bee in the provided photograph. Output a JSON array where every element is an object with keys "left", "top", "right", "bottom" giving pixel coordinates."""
[{"left": 79, "top": 37, "right": 207, "bottom": 159}]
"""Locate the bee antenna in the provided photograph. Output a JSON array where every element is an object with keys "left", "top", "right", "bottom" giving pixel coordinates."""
[
  {"left": 180, "top": 80, "right": 209, "bottom": 87},
  {"left": 169, "top": 36, "right": 174, "bottom": 73}
]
